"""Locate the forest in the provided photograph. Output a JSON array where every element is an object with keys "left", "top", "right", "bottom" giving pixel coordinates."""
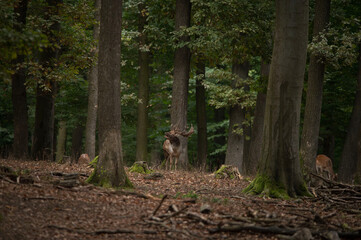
[{"left": 1, "top": 0, "right": 361, "bottom": 239}]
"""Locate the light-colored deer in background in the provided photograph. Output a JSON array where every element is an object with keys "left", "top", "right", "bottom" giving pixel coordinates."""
[
  {"left": 316, "top": 154, "right": 337, "bottom": 181},
  {"left": 163, "top": 125, "right": 194, "bottom": 171}
]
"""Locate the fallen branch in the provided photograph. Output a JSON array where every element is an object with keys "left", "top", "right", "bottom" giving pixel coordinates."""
[
  {"left": 209, "top": 223, "right": 299, "bottom": 235},
  {"left": 46, "top": 224, "right": 157, "bottom": 235},
  {"left": 152, "top": 194, "right": 168, "bottom": 216}
]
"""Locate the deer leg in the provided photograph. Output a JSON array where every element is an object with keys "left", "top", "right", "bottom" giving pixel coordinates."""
[
  {"left": 169, "top": 155, "right": 173, "bottom": 171},
  {"left": 174, "top": 157, "right": 178, "bottom": 171}
]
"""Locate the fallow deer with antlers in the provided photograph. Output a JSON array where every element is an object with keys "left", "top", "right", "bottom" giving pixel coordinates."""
[{"left": 163, "top": 125, "right": 194, "bottom": 171}]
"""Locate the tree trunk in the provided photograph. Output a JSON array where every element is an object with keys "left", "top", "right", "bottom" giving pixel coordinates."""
[
  {"left": 71, "top": 125, "right": 84, "bottom": 162},
  {"left": 212, "top": 108, "right": 226, "bottom": 170},
  {"left": 55, "top": 121, "right": 67, "bottom": 163},
  {"left": 170, "top": 0, "right": 191, "bottom": 170},
  {"left": 339, "top": 43, "right": 361, "bottom": 183},
  {"left": 245, "top": 62, "right": 269, "bottom": 176},
  {"left": 300, "top": 0, "right": 330, "bottom": 178},
  {"left": 85, "top": 0, "right": 100, "bottom": 161},
  {"left": 196, "top": 59, "right": 207, "bottom": 170},
  {"left": 225, "top": 61, "right": 249, "bottom": 172},
  {"left": 11, "top": 0, "right": 29, "bottom": 159},
  {"left": 244, "top": 0, "right": 309, "bottom": 198},
  {"left": 135, "top": 3, "right": 150, "bottom": 163},
  {"left": 88, "top": 0, "right": 131, "bottom": 188},
  {"left": 31, "top": 0, "right": 61, "bottom": 161}
]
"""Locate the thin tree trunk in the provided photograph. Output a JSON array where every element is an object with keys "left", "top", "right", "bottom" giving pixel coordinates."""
[
  {"left": 300, "top": 0, "right": 330, "bottom": 178},
  {"left": 213, "top": 108, "right": 226, "bottom": 170},
  {"left": 88, "top": 0, "right": 130, "bottom": 188},
  {"left": 339, "top": 43, "right": 361, "bottom": 183},
  {"left": 56, "top": 121, "right": 67, "bottom": 163},
  {"left": 196, "top": 59, "right": 207, "bottom": 170},
  {"left": 225, "top": 61, "right": 249, "bottom": 172},
  {"left": 85, "top": 0, "right": 100, "bottom": 161},
  {"left": 11, "top": 0, "right": 29, "bottom": 159},
  {"left": 171, "top": 0, "right": 191, "bottom": 170},
  {"left": 245, "top": 62, "right": 269, "bottom": 176},
  {"left": 71, "top": 125, "right": 84, "bottom": 162},
  {"left": 135, "top": 3, "right": 150, "bottom": 163},
  {"left": 244, "top": 0, "right": 309, "bottom": 197}
]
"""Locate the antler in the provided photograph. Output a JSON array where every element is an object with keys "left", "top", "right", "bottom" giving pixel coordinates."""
[{"left": 167, "top": 125, "right": 194, "bottom": 137}]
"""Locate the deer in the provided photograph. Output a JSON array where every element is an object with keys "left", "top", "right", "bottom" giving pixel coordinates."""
[
  {"left": 163, "top": 125, "right": 194, "bottom": 171},
  {"left": 316, "top": 154, "right": 337, "bottom": 181}
]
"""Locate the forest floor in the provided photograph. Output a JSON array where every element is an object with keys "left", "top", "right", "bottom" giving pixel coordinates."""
[{"left": 0, "top": 159, "right": 361, "bottom": 240}]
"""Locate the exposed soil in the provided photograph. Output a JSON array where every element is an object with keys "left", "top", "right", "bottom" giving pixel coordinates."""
[{"left": 0, "top": 159, "right": 360, "bottom": 240}]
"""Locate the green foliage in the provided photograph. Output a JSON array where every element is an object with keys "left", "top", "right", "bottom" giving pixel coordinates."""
[{"left": 174, "top": 191, "right": 199, "bottom": 200}]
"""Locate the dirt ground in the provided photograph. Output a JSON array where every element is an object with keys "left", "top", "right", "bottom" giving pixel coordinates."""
[{"left": 0, "top": 159, "right": 360, "bottom": 240}]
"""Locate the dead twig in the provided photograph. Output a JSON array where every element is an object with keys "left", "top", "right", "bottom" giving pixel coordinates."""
[{"left": 152, "top": 194, "right": 168, "bottom": 216}]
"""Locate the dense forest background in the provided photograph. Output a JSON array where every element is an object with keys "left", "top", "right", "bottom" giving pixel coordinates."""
[{"left": 1, "top": 0, "right": 361, "bottom": 181}]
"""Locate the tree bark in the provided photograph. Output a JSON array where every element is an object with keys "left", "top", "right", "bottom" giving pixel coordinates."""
[
  {"left": 171, "top": 0, "right": 191, "bottom": 170},
  {"left": 212, "top": 108, "right": 226, "bottom": 170},
  {"left": 31, "top": 0, "right": 61, "bottom": 161},
  {"left": 196, "top": 59, "right": 207, "bottom": 170},
  {"left": 85, "top": 0, "right": 100, "bottom": 161},
  {"left": 245, "top": 62, "right": 269, "bottom": 176},
  {"left": 225, "top": 61, "right": 249, "bottom": 173},
  {"left": 88, "top": 0, "right": 130, "bottom": 188},
  {"left": 300, "top": 0, "right": 330, "bottom": 178},
  {"left": 71, "top": 125, "right": 84, "bottom": 162},
  {"left": 135, "top": 3, "right": 150, "bottom": 163},
  {"left": 339, "top": 43, "right": 361, "bottom": 183},
  {"left": 244, "top": 0, "right": 309, "bottom": 198},
  {"left": 55, "top": 121, "right": 67, "bottom": 163},
  {"left": 11, "top": 0, "right": 29, "bottom": 159}
]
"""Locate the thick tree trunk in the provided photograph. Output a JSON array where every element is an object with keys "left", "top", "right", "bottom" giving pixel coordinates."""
[
  {"left": 135, "top": 3, "right": 150, "bottom": 163},
  {"left": 339, "top": 44, "right": 361, "bottom": 183},
  {"left": 245, "top": 62, "right": 269, "bottom": 176},
  {"left": 11, "top": 0, "right": 29, "bottom": 159},
  {"left": 196, "top": 60, "right": 207, "bottom": 170},
  {"left": 55, "top": 121, "right": 67, "bottom": 163},
  {"left": 88, "top": 0, "right": 130, "bottom": 188},
  {"left": 300, "top": 0, "right": 330, "bottom": 178},
  {"left": 225, "top": 61, "right": 249, "bottom": 172},
  {"left": 244, "top": 0, "right": 309, "bottom": 198},
  {"left": 71, "top": 125, "right": 84, "bottom": 162},
  {"left": 171, "top": 0, "right": 191, "bottom": 170},
  {"left": 85, "top": 0, "right": 100, "bottom": 161},
  {"left": 31, "top": 0, "right": 61, "bottom": 161}
]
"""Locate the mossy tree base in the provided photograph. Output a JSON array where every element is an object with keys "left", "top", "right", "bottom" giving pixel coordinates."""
[
  {"left": 214, "top": 165, "right": 242, "bottom": 180},
  {"left": 243, "top": 174, "right": 312, "bottom": 199},
  {"left": 86, "top": 152, "right": 133, "bottom": 189},
  {"left": 129, "top": 161, "right": 153, "bottom": 174}
]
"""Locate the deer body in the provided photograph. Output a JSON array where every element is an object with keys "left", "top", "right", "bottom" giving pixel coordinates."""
[
  {"left": 162, "top": 125, "right": 194, "bottom": 171},
  {"left": 316, "top": 154, "right": 336, "bottom": 180}
]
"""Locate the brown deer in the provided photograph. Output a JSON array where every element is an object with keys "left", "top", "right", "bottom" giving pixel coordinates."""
[
  {"left": 163, "top": 125, "right": 194, "bottom": 171},
  {"left": 316, "top": 154, "right": 337, "bottom": 181}
]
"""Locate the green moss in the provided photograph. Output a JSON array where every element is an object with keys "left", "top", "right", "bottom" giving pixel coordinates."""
[
  {"left": 89, "top": 155, "right": 98, "bottom": 168},
  {"left": 86, "top": 157, "right": 133, "bottom": 189},
  {"left": 243, "top": 174, "right": 290, "bottom": 199},
  {"left": 214, "top": 165, "right": 240, "bottom": 179},
  {"left": 129, "top": 161, "right": 153, "bottom": 174},
  {"left": 123, "top": 175, "right": 134, "bottom": 189}
]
